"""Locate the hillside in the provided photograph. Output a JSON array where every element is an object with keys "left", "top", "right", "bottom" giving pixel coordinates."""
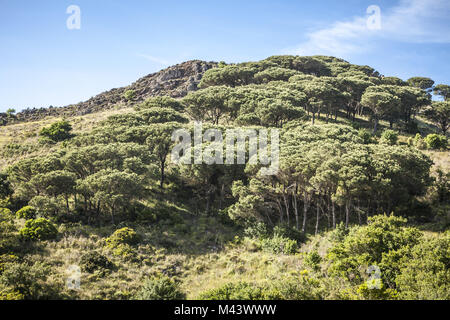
[{"left": 0, "top": 55, "right": 448, "bottom": 301}]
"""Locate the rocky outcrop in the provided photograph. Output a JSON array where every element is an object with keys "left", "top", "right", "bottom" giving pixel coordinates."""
[{"left": 5, "top": 60, "right": 217, "bottom": 124}]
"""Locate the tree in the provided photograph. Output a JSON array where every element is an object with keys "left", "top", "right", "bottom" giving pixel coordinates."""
[
  {"left": 199, "top": 65, "right": 256, "bottom": 88},
  {"left": 407, "top": 77, "right": 434, "bottom": 92},
  {"left": 39, "top": 120, "right": 73, "bottom": 142},
  {"left": 145, "top": 123, "right": 180, "bottom": 189},
  {"left": 80, "top": 169, "right": 143, "bottom": 223},
  {"left": 254, "top": 67, "right": 300, "bottom": 83},
  {"left": 361, "top": 89, "right": 400, "bottom": 133},
  {"left": 423, "top": 101, "right": 450, "bottom": 133},
  {"left": 433, "top": 84, "right": 450, "bottom": 101},
  {"left": 0, "top": 173, "right": 12, "bottom": 199},
  {"left": 184, "top": 86, "right": 232, "bottom": 124},
  {"left": 138, "top": 107, "right": 188, "bottom": 124},
  {"left": 136, "top": 96, "right": 184, "bottom": 112},
  {"left": 6, "top": 109, "right": 15, "bottom": 117}
]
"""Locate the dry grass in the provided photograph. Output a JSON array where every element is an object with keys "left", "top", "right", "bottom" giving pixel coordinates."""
[{"left": 0, "top": 107, "right": 133, "bottom": 170}]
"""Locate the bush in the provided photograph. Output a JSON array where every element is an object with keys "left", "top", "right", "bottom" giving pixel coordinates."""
[
  {"left": 261, "top": 235, "right": 298, "bottom": 255},
  {"left": 80, "top": 251, "right": 114, "bottom": 273},
  {"left": 198, "top": 282, "right": 267, "bottom": 300},
  {"left": 395, "top": 232, "right": 450, "bottom": 300},
  {"left": 106, "top": 227, "right": 141, "bottom": 247},
  {"left": 410, "top": 133, "right": 427, "bottom": 150},
  {"left": 39, "top": 120, "right": 73, "bottom": 142},
  {"left": 358, "top": 129, "right": 373, "bottom": 144},
  {"left": 135, "top": 276, "right": 186, "bottom": 300},
  {"left": 424, "top": 134, "right": 447, "bottom": 150},
  {"left": 273, "top": 224, "right": 305, "bottom": 243},
  {"left": 16, "top": 206, "right": 37, "bottom": 220},
  {"left": 0, "top": 208, "right": 13, "bottom": 220},
  {"left": 327, "top": 214, "right": 422, "bottom": 286},
  {"left": 123, "top": 89, "right": 136, "bottom": 101},
  {"left": 19, "top": 218, "right": 58, "bottom": 241},
  {"left": 304, "top": 251, "right": 322, "bottom": 272},
  {"left": 380, "top": 129, "right": 398, "bottom": 145},
  {"left": 0, "top": 261, "right": 59, "bottom": 299},
  {"left": 244, "top": 222, "right": 270, "bottom": 239}
]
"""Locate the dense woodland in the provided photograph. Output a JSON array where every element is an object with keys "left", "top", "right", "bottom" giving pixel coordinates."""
[{"left": 0, "top": 55, "right": 449, "bottom": 300}]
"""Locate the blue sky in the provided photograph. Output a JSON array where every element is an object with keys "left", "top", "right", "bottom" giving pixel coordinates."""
[{"left": 0, "top": 0, "right": 449, "bottom": 112}]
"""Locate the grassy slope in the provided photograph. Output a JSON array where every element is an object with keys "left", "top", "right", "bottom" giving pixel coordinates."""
[{"left": 1, "top": 105, "right": 448, "bottom": 299}]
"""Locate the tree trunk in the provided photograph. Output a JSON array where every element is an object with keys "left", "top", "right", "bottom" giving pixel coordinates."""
[
  {"left": 332, "top": 200, "right": 336, "bottom": 229},
  {"left": 302, "top": 192, "right": 310, "bottom": 233},
  {"left": 373, "top": 117, "right": 378, "bottom": 134},
  {"left": 345, "top": 199, "right": 351, "bottom": 229},
  {"left": 315, "top": 205, "right": 320, "bottom": 235},
  {"left": 292, "top": 186, "right": 299, "bottom": 230}
]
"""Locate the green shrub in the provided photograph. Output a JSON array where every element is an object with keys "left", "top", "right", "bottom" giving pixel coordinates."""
[
  {"left": 244, "top": 222, "right": 270, "bottom": 239},
  {"left": 19, "top": 218, "right": 58, "bottom": 241},
  {"left": 410, "top": 133, "right": 427, "bottom": 149},
  {"left": 123, "top": 89, "right": 136, "bottom": 101},
  {"left": 135, "top": 276, "right": 186, "bottom": 300},
  {"left": 0, "top": 261, "right": 59, "bottom": 299},
  {"left": 395, "top": 232, "right": 450, "bottom": 300},
  {"left": 358, "top": 129, "right": 373, "bottom": 144},
  {"left": 198, "top": 282, "right": 267, "bottom": 300},
  {"left": 270, "top": 274, "right": 324, "bottom": 300},
  {"left": 356, "top": 282, "right": 399, "bottom": 300},
  {"left": 327, "top": 214, "right": 422, "bottom": 285},
  {"left": 273, "top": 224, "right": 305, "bottom": 243},
  {"left": 0, "top": 288, "right": 24, "bottom": 300},
  {"left": 380, "top": 129, "right": 398, "bottom": 145},
  {"left": 261, "top": 235, "right": 298, "bottom": 255},
  {"left": 80, "top": 251, "right": 114, "bottom": 273},
  {"left": 304, "top": 251, "right": 322, "bottom": 272},
  {"left": 0, "top": 208, "right": 13, "bottom": 220},
  {"left": 16, "top": 206, "right": 37, "bottom": 220},
  {"left": 424, "top": 134, "right": 447, "bottom": 150},
  {"left": 39, "top": 120, "right": 73, "bottom": 142},
  {"left": 106, "top": 227, "right": 141, "bottom": 247},
  {"left": 0, "top": 254, "right": 19, "bottom": 274}
]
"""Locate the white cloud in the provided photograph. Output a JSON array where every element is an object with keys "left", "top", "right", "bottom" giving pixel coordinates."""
[
  {"left": 136, "top": 53, "right": 171, "bottom": 66},
  {"left": 287, "top": 0, "right": 450, "bottom": 57}
]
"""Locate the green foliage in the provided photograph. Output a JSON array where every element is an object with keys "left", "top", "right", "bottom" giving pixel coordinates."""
[
  {"left": 16, "top": 206, "right": 37, "bottom": 220},
  {"left": 327, "top": 215, "right": 422, "bottom": 286},
  {"left": 433, "top": 84, "right": 450, "bottom": 101},
  {"left": 423, "top": 101, "right": 450, "bottom": 134},
  {"left": 424, "top": 134, "right": 447, "bottom": 150},
  {"left": 19, "top": 218, "right": 58, "bottom": 241},
  {"left": 357, "top": 129, "right": 373, "bottom": 144},
  {"left": 106, "top": 227, "right": 140, "bottom": 247},
  {"left": 261, "top": 235, "right": 298, "bottom": 255},
  {"left": 198, "top": 282, "right": 267, "bottom": 300},
  {"left": 39, "top": 120, "right": 73, "bottom": 142},
  {"left": 0, "top": 261, "right": 58, "bottom": 299},
  {"left": 123, "top": 89, "right": 136, "bottom": 101},
  {"left": 244, "top": 222, "right": 270, "bottom": 239},
  {"left": 395, "top": 232, "right": 450, "bottom": 299},
  {"left": 0, "top": 173, "right": 12, "bottom": 199},
  {"left": 135, "top": 276, "right": 186, "bottom": 300},
  {"left": 80, "top": 251, "right": 114, "bottom": 273},
  {"left": 380, "top": 129, "right": 398, "bottom": 145},
  {"left": 304, "top": 251, "right": 322, "bottom": 272},
  {"left": 407, "top": 76, "right": 434, "bottom": 91}
]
